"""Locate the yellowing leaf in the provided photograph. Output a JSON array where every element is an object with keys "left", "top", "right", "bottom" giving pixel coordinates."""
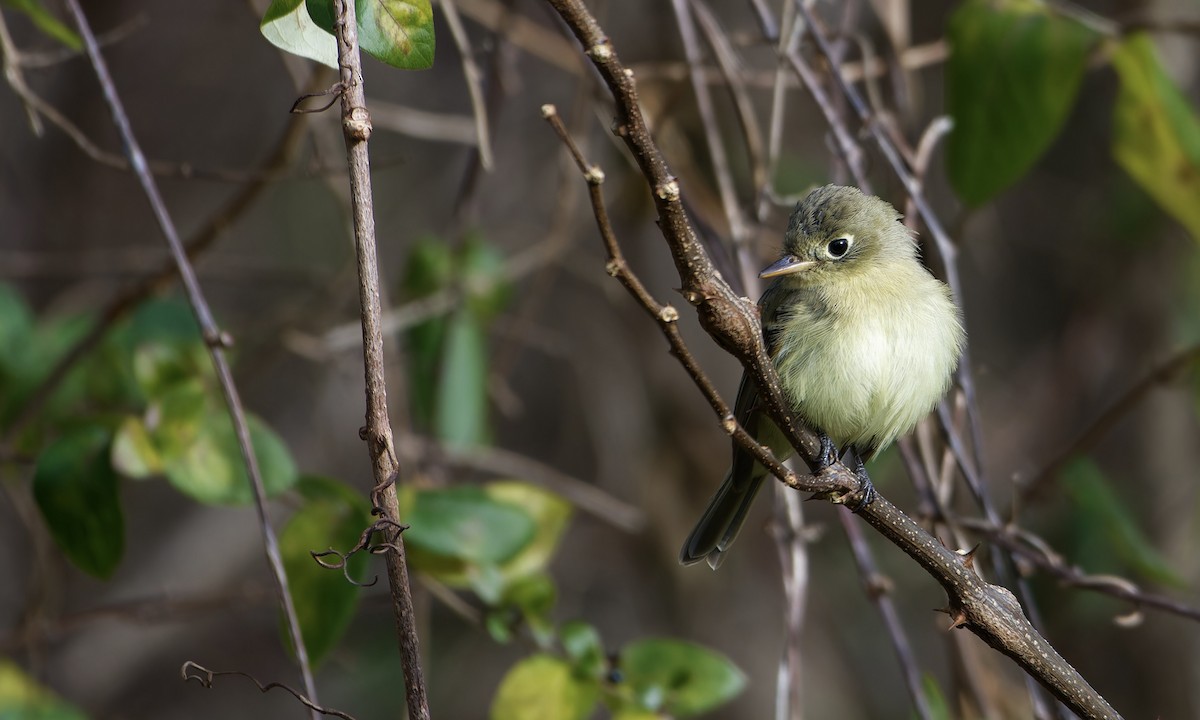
[
  {"left": 1111, "top": 34, "right": 1200, "bottom": 242},
  {"left": 491, "top": 654, "right": 598, "bottom": 720}
]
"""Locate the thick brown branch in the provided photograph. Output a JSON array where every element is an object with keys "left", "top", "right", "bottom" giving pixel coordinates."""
[{"left": 542, "top": 1, "right": 1122, "bottom": 718}]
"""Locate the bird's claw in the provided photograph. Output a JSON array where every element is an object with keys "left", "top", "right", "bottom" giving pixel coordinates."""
[
  {"left": 816, "top": 432, "right": 838, "bottom": 470},
  {"left": 848, "top": 462, "right": 876, "bottom": 513}
]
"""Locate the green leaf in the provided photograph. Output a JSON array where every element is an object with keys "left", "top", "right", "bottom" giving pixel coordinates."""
[
  {"left": 946, "top": 0, "right": 1097, "bottom": 205},
  {"left": 610, "top": 711, "right": 660, "bottom": 720},
  {"left": 2, "top": 312, "right": 94, "bottom": 432},
  {"left": 560, "top": 621, "right": 606, "bottom": 680},
  {"left": 161, "top": 404, "right": 298, "bottom": 506},
  {"left": 1061, "top": 457, "right": 1184, "bottom": 587},
  {"left": 403, "top": 239, "right": 456, "bottom": 430},
  {"left": 281, "top": 476, "right": 372, "bottom": 666},
  {"left": 306, "top": 0, "right": 435, "bottom": 70},
  {"left": 33, "top": 427, "right": 124, "bottom": 578},
  {"left": 501, "top": 573, "right": 557, "bottom": 646},
  {"left": 1111, "top": 34, "right": 1200, "bottom": 242},
  {"left": 461, "top": 234, "right": 511, "bottom": 321},
  {"left": 403, "top": 485, "right": 536, "bottom": 565},
  {"left": 126, "top": 299, "right": 201, "bottom": 346},
  {"left": 434, "top": 311, "right": 490, "bottom": 447},
  {"left": 0, "top": 283, "right": 34, "bottom": 372},
  {"left": 356, "top": 0, "right": 435, "bottom": 70},
  {"left": 0, "top": 658, "right": 87, "bottom": 720},
  {"left": 619, "top": 639, "right": 746, "bottom": 717},
  {"left": 0, "top": 0, "right": 81, "bottom": 50},
  {"left": 261, "top": 0, "right": 339, "bottom": 68},
  {"left": 918, "top": 674, "right": 953, "bottom": 720},
  {"left": 146, "top": 380, "right": 208, "bottom": 459},
  {"left": 487, "top": 482, "right": 571, "bottom": 579},
  {"left": 132, "top": 341, "right": 209, "bottom": 400},
  {"left": 111, "top": 415, "right": 163, "bottom": 479},
  {"left": 490, "top": 654, "right": 599, "bottom": 720}
]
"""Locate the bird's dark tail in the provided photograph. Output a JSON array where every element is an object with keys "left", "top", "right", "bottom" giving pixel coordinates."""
[{"left": 679, "top": 471, "right": 768, "bottom": 569}]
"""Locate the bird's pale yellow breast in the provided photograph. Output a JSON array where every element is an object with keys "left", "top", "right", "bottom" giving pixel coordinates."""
[{"left": 771, "top": 260, "right": 962, "bottom": 457}]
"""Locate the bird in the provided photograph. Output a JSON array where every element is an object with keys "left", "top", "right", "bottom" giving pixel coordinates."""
[{"left": 680, "top": 185, "right": 965, "bottom": 569}]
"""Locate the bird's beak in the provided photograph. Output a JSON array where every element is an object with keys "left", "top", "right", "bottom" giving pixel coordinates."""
[{"left": 759, "top": 255, "right": 816, "bottom": 279}]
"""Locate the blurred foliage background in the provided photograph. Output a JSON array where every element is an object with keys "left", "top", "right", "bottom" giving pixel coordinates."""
[{"left": 2, "top": 0, "right": 1200, "bottom": 718}]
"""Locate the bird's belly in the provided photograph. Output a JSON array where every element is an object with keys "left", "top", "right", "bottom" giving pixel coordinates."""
[{"left": 773, "top": 302, "right": 956, "bottom": 453}]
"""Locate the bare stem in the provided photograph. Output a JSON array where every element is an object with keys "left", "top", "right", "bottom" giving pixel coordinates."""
[{"left": 328, "top": 1, "right": 430, "bottom": 717}]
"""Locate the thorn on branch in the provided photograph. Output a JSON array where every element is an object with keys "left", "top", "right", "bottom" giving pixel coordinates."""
[{"left": 958, "top": 543, "right": 981, "bottom": 570}]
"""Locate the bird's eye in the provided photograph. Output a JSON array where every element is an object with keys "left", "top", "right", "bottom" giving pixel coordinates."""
[{"left": 826, "top": 235, "right": 853, "bottom": 259}]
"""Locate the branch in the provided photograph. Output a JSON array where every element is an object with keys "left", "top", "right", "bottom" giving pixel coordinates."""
[
  {"left": 1024, "top": 343, "right": 1200, "bottom": 501},
  {"left": 959, "top": 518, "right": 1200, "bottom": 625},
  {"left": 541, "top": 1, "right": 1122, "bottom": 717},
  {"left": 327, "top": 2, "right": 429, "bottom": 718},
  {"left": 61, "top": 2, "right": 320, "bottom": 713},
  {"left": 837, "top": 512, "right": 934, "bottom": 720},
  {"left": 181, "top": 663, "right": 355, "bottom": 720},
  {"left": 0, "top": 71, "right": 317, "bottom": 449}
]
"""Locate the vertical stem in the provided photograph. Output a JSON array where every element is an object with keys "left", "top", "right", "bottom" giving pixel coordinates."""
[{"left": 329, "top": 2, "right": 430, "bottom": 718}]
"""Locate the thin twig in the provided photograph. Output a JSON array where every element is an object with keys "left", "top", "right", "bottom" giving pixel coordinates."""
[
  {"left": 302, "top": 234, "right": 564, "bottom": 355},
  {"left": 438, "top": 0, "right": 495, "bottom": 169},
  {"left": 770, "top": 486, "right": 809, "bottom": 720},
  {"left": 0, "top": 10, "right": 42, "bottom": 132},
  {"left": 61, "top": 0, "right": 319, "bottom": 713},
  {"left": 328, "top": 1, "right": 429, "bottom": 717},
  {"left": 0, "top": 70, "right": 319, "bottom": 450},
  {"left": 689, "top": 0, "right": 767, "bottom": 211},
  {"left": 395, "top": 432, "right": 646, "bottom": 532},
  {"left": 1024, "top": 343, "right": 1200, "bottom": 501},
  {"left": 541, "top": 104, "right": 838, "bottom": 500},
  {"left": 838, "top": 512, "right": 933, "bottom": 720},
  {"left": 0, "top": 16, "right": 298, "bottom": 186},
  {"left": 757, "top": 0, "right": 801, "bottom": 223},
  {"left": 631, "top": 39, "right": 949, "bottom": 88},
  {"left": 784, "top": 48, "right": 868, "bottom": 188},
  {"left": 181, "top": 662, "right": 355, "bottom": 720},
  {"left": 959, "top": 518, "right": 1200, "bottom": 624},
  {"left": 668, "top": 0, "right": 753, "bottom": 270},
  {"left": 793, "top": 3, "right": 993, "bottom": 491}
]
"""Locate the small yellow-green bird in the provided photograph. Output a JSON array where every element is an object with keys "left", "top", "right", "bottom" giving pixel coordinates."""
[{"left": 680, "top": 185, "right": 965, "bottom": 569}]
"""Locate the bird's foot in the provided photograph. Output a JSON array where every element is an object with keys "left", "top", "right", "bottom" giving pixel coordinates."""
[
  {"left": 816, "top": 432, "right": 838, "bottom": 470},
  {"left": 848, "top": 461, "right": 876, "bottom": 513}
]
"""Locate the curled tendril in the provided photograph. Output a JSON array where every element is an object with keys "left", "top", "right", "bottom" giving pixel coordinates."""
[
  {"left": 308, "top": 517, "right": 410, "bottom": 587},
  {"left": 289, "top": 83, "right": 345, "bottom": 114},
  {"left": 180, "top": 661, "right": 356, "bottom": 719}
]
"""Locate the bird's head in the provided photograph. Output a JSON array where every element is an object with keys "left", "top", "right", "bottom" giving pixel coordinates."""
[{"left": 759, "top": 185, "right": 916, "bottom": 284}]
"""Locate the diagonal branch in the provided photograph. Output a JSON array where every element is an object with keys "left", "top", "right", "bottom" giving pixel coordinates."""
[
  {"left": 541, "top": 1, "right": 1122, "bottom": 717},
  {"left": 60, "top": 0, "right": 320, "bottom": 713}
]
